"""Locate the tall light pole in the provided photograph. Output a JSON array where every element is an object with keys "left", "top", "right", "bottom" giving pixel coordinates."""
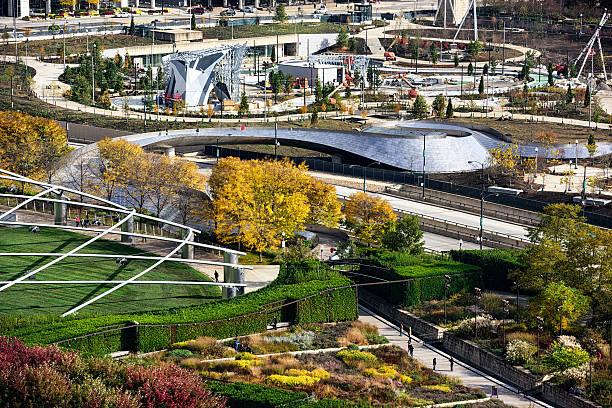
[
  {"left": 580, "top": 13, "right": 583, "bottom": 35},
  {"left": 91, "top": 43, "right": 96, "bottom": 105},
  {"left": 502, "top": 20, "right": 505, "bottom": 75},
  {"left": 575, "top": 139, "right": 579, "bottom": 169},
  {"left": 422, "top": 133, "right": 426, "bottom": 198},
  {"left": 363, "top": 161, "right": 380, "bottom": 192},
  {"left": 274, "top": 117, "right": 278, "bottom": 159},
  {"left": 468, "top": 160, "right": 485, "bottom": 249}
]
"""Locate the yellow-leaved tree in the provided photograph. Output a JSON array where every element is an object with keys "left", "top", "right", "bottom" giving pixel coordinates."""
[
  {"left": 170, "top": 158, "right": 208, "bottom": 226},
  {"left": 0, "top": 111, "right": 70, "bottom": 185},
  {"left": 342, "top": 192, "right": 396, "bottom": 244},
  {"left": 94, "top": 138, "right": 143, "bottom": 202},
  {"left": 210, "top": 158, "right": 340, "bottom": 261}
]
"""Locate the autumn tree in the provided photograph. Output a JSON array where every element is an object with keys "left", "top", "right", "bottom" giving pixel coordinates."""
[
  {"left": 94, "top": 138, "right": 142, "bottom": 202},
  {"left": 343, "top": 192, "right": 396, "bottom": 244},
  {"left": 210, "top": 158, "right": 340, "bottom": 261},
  {"left": 171, "top": 159, "right": 208, "bottom": 226},
  {"left": 0, "top": 111, "right": 70, "bottom": 184},
  {"left": 529, "top": 281, "right": 590, "bottom": 332}
]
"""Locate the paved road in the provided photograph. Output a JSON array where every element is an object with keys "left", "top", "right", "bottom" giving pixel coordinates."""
[
  {"left": 358, "top": 305, "right": 553, "bottom": 408},
  {"left": 335, "top": 185, "right": 529, "bottom": 240}
]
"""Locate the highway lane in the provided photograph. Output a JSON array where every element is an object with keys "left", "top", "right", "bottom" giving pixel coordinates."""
[{"left": 335, "top": 185, "right": 530, "bottom": 240}]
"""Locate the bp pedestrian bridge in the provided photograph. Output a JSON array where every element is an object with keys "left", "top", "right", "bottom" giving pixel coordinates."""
[{"left": 117, "top": 121, "right": 612, "bottom": 173}]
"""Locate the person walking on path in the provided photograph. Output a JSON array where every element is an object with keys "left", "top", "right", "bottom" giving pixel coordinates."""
[
  {"left": 408, "top": 343, "right": 414, "bottom": 357},
  {"left": 449, "top": 356, "right": 454, "bottom": 372},
  {"left": 75, "top": 216, "right": 80, "bottom": 227},
  {"left": 433, "top": 357, "right": 437, "bottom": 371},
  {"left": 214, "top": 270, "right": 219, "bottom": 282}
]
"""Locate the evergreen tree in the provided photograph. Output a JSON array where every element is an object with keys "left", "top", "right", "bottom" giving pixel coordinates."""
[
  {"left": 337, "top": 27, "right": 349, "bottom": 48},
  {"left": 453, "top": 54, "right": 459, "bottom": 67},
  {"left": 239, "top": 92, "right": 248, "bottom": 116},
  {"left": 467, "top": 62, "right": 474, "bottom": 75},
  {"left": 429, "top": 42, "right": 438, "bottom": 64},
  {"left": 129, "top": 16, "right": 135, "bottom": 36},
  {"left": 191, "top": 13, "right": 196, "bottom": 30},
  {"left": 446, "top": 97, "right": 453, "bottom": 117},
  {"left": 274, "top": 4, "right": 287, "bottom": 22},
  {"left": 566, "top": 83, "right": 573, "bottom": 104},
  {"left": 310, "top": 108, "right": 319, "bottom": 125},
  {"left": 478, "top": 75, "right": 484, "bottom": 96},
  {"left": 315, "top": 78, "right": 323, "bottom": 103},
  {"left": 483, "top": 63, "right": 489, "bottom": 75},
  {"left": 412, "top": 95, "right": 428, "bottom": 119},
  {"left": 270, "top": 46, "right": 276, "bottom": 63},
  {"left": 584, "top": 84, "right": 590, "bottom": 107},
  {"left": 432, "top": 94, "right": 446, "bottom": 117},
  {"left": 547, "top": 62, "right": 554, "bottom": 87}
]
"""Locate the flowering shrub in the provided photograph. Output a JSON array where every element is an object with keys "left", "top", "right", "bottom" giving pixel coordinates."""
[
  {"left": 362, "top": 365, "right": 398, "bottom": 379},
  {"left": 555, "top": 364, "right": 588, "bottom": 388},
  {"left": 235, "top": 352, "right": 257, "bottom": 360},
  {"left": 399, "top": 375, "right": 413, "bottom": 385},
  {"left": 423, "top": 384, "right": 452, "bottom": 393},
  {"left": 453, "top": 314, "right": 497, "bottom": 338},
  {"left": 506, "top": 339, "right": 537, "bottom": 365},
  {"left": 310, "top": 368, "right": 330, "bottom": 380},
  {"left": 557, "top": 335, "right": 582, "bottom": 349},
  {"left": 336, "top": 349, "right": 377, "bottom": 363},
  {"left": 0, "top": 337, "right": 226, "bottom": 408},
  {"left": 266, "top": 374, "right": 319, "bottom": 387},
  {"left": 540, "top": 341, "right": 590, "bottom": 372}
]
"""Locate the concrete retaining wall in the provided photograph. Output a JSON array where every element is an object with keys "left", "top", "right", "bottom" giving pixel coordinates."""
[
  {"left": 359, "top": 290, "right": 444, "bottom": 341},
  {"left": 386, "top": 186, "right": 541, "bottom": 227}
]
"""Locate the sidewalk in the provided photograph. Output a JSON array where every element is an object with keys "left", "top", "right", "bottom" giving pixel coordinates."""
[{"left": 358, "top": 305, "right": 552, "bottom": 408}]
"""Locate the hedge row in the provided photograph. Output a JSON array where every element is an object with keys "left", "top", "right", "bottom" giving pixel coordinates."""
[
  {"left": 4, "top": 262, "right": 358, "bottom": 355},
  {"left": 449, "top": 249, "right": 524, "bottom": 292},
  {"left": 364, "top": 253, "right": 483, "bottom": 307},
  {"left": 204, "top": 381, "right": 365, "bottom": 408}
]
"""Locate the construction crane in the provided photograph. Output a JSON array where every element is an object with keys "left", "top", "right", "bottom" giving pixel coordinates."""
[{"left": 575, "top": 9, "right": 609, "bottom": 81}]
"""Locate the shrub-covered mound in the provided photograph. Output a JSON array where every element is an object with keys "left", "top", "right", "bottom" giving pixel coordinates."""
[
  {"left": 0, "top": 336, "right": 227, "bottom": 408},
  {"left": 1, "top": 261, "right": 357, "bottom": 355},
  {"left": 363, "top": 252, "right": 482, "bottom": 307}
]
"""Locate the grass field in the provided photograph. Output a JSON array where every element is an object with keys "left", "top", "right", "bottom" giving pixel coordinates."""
[
  {"left": 199, "top": 22, "right": 341, "bottom": 40},
  {"left": 0, "top": 227, "right": 220, "bottom": 316}
]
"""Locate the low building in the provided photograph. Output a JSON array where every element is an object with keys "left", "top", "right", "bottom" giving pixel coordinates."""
[{"left": 278, "top": 59, "right": 345, "bottom": 87}]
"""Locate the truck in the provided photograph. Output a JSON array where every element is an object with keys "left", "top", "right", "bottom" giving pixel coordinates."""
[{"left": 384, "top": 52, "right": 396, "bottom": 61}]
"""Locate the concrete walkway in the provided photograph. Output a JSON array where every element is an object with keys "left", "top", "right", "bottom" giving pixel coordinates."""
[{"left": 358, "top": 305, "right": 552, "bottom": 408}]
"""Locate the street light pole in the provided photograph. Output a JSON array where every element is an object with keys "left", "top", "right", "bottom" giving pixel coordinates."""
[
  {"left": 575, "top": 139, "right": 579, "bottom": 169},
  {"left": 363, "top": 161, "right": 380, "bottom": 193},
  {"left": 91, "top": 43, "right": 96, "bottom": 105},
  {"left": 468, "top": 160, "right": 485, "bottom": 249},
  {"left": 422, "top": 133, "right": 426, "bottom": 198},
  {"left": 274, "top": 117, "right": 278, "bottom": 160}
]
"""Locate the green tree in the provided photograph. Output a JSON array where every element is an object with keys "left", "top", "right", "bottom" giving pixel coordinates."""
[
  {"left": 238, "top": 92, "right": 248, "bottom": 117},
  {"left": 547, "top": 62, "right": 555, "bottom": 87},
  {"left": 412, "top": 95, "right": 428, "bottom": 119},
  {"left": 270, "top": 46, "right": 276, "bottom": 63},
  {"left": 348, "top": 37, "right": 356, "bottom": 52},
  {"left": 570, "top": 63, "right": 577, "bottom": 78},
  {"left": 274, "top": 4, "right": 287, "bottom": 22},
  {"left": 429, "top": 42, "right": 438, "bottom": 64},
  {"left": 310, "top": 108, "right": 318, "bottom": 125},
  {"left": 191, "top": 13, "right": 197, "bottom": 30},
  {"left": 483, "top": 63, "right": 489, "bottom": 75},
  {"left": 529, "top": 281, "right": 590, "bottom": 332},
  {"left": 337, "top": 27, "right": 349, "bottom": 48},
  {"left": 467, "top": 62, "right": 474, "bottom": 75},
  {"left": 315, "top": 78, "right": 323, "bottom": 103},
  {"left": 269, "top": 70, "right": 284, "bottom": 103},
  {"left": 453, "top": 54, "right": 459, "bottom": 67},
  {"left": 584, "top": 84, "right": 590, "bottom": 107},
  {"left": 129, "top": 16, "right": 135, "bottom": 36},
  {"left": 446, "top": 97, "right": 453, "bottom": 117},
  {"left": 432, "top": 94, "right": 446, "bottom": 117},
  {"left": 478, "top": 75, "right": 484, "bottom": 96},
  {"left": 468, "top": 40, "right": 483, "bottom": 62},
  {"left": 566, "top": 83, "right": 573, "bottom": 104},
  {"left": 381, "top": 214, "right": 423, "bottom": 254}
]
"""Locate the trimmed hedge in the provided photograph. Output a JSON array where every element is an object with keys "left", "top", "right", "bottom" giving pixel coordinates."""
[
  {"left": 204, "top": 381, "right": 366, "bottom": 408},
  {"left": 3, "top": 261, "right": 358, "bottom": 355},
  {"left": 364, "top": 253, "right": 482, "bottom": 307},
  {"left": 449, "top": 249, "right": 524, "bottom": 292}
]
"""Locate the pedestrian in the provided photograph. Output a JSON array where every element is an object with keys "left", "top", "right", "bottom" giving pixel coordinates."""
[
  {"left": 433, "top": 357, "right": 437, "bottom": 371},
  {"left": 214, "top": 270, "right": 219, "bottom": 282},
  {"left": 75, "top": 215, "right": 80, "bottom": 227},
  {"left": 84, "top": 214, "right": 90, "bottom": 227},
  {"left": 273, "top": 316, "right": 278, "bottom": 330},
  {"left": 449, "top": 356, "right": 454, "bottom": 372},
  {"left": 408, "top": 343, "right": 414, "bottom": 357},
  {"left": 233, "top": 338, "right": 240, "bottom": 351}
]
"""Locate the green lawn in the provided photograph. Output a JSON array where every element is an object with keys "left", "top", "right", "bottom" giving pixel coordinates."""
[
  {"left": 0, "top": 227, "right": 220, "bottom": 316},
  {"left": 199, "top": 22, "right": 341, "bottom": 40}
]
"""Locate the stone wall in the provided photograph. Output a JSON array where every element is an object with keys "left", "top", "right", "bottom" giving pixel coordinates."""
[{"left": 359, "top": 290, "right": 444, "bottom": 341}]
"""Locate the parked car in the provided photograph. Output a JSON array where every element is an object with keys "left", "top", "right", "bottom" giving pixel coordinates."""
[
  {"left": 114, "top": 12, "right": 130, "bottom": 17},
  {"left": 220, "top": 8, "right": 235, "bottom": 16},
  {"left": 313, "top": 6, "right": 328, "bottom": 14},
  {"left": 190, "top": 7, "right": 206, "bottom": 14},
  {"left": 241, "top": 6, "right": 254, "bottom": 12}
]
